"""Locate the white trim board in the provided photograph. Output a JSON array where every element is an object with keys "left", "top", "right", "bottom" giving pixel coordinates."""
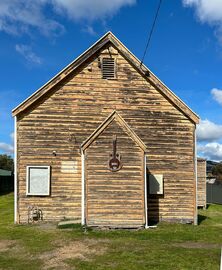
[{"left": 14, "top": 116, "right": 17, "bottom": 224}]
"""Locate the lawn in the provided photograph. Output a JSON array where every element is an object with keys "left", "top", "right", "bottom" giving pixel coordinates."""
[{"left": 0, "top": 193, "right": 221, "bottom": 270}]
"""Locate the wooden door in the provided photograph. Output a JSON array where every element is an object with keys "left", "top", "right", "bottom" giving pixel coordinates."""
[{"left": 85, "top": 119, "right": 145, "bottom": 227}]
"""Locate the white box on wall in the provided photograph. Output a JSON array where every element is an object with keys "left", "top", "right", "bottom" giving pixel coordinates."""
[{"left": 149, "top": 174, "right": 163, "bottom": 195}]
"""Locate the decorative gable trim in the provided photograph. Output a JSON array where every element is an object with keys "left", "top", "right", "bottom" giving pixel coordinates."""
[{"left": 81, "top": 110, "right": 147, "bottom": 152}]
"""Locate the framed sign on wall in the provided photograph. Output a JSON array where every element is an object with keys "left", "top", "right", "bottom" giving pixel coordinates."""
[
  {"left": 149, "top": 174, "right": 164, "bottom": 195},
  {"left": 26, "top": 166, "right": 50, "bottom": 196}
]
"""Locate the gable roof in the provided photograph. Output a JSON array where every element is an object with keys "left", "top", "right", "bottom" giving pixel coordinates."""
[
  {"left": 81, "top": 111, "right": 147, "bottom": 152},
  {"left": 12, "top": 31, "right": 199, "bottom": 124}
]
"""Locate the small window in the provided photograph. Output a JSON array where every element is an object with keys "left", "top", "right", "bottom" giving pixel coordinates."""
[
  {"left": 26, "top": 166, "right": 50, "bottom": 196},
  {"left": 102, "top": 58, "right": 116, "bottom": 79}
]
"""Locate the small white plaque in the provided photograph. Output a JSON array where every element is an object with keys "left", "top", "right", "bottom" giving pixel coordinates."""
[
  {"left": 149, "top": 174, "right": 163, "bottom": 195},
  {"left": 61, "top": 161, "right": 78, "bottom": 173}
]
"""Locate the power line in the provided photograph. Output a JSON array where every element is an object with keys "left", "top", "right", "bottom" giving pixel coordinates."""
[{"left": 140, "top": 0, "right": 163, "bottom": 67}]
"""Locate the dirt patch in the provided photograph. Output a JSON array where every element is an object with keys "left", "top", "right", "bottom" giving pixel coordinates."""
[
  {"left": 40, "top": 239, "right": 109, "bottom": 270},
  {"left": 0, "top": 240, "right": 17, "bottom": 253},
  {"left": 173, "top": 242, "right": 221, "bottom": 249},
  {"left": 36, "top": 222, "right": 57, "bottom": 231}
]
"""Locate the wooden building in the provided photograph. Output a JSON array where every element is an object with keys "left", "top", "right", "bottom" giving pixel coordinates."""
[
  {"left": 12, "top": 32, "right": 199, "bottom": 227},
  {"left": 197, "top": 158, "right": 207, "bottom": 208}
]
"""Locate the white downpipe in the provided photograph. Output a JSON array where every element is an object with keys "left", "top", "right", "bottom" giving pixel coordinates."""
[
  {"left": 14, "top": 116, "right": 17, "bottom": 224},
  {"left": 81, "top": 149, "right": 85, "bottom": 225},
  {"left": 144, "top": 154, "right": 148, "bottom": 229},
  {"left": 194, "top": 128, "right": 198, "bottom": 225}
]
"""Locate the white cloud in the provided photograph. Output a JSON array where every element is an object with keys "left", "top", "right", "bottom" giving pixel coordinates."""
[
  {"left": 183, "top": 0, "right": 222, "bottom": 23},
  {"left": 15, "top": 44, "right": 42, "bottom": 65},
  {"left": 0, "top": 0, "right": 64, "bottom": 36},
  {"left": 183, "top": 0, "right": 222, "bottom": 42},
  {"left": 197, "top": 119, "right": 222, "bottom": 142},
  {"left": 0, "top": 143, "right": 14, "bottom": 154},
  {"left": 51, "top": 0, "right": 136, "bottom": 21},
  {"left": 0, "top": 132, "right": 14, "bottom": 155},
  {"left": 82, "top": 25, "right": 97, "bottom": 36},
  {"left": 0, "top": 0, "right": 136, "bottom": 37},
  {"left": 211, "top": 88, "right": 222, "bottom": 105},
  {"left": 198, "top": 142, "right": 222, "bottom": 161}
]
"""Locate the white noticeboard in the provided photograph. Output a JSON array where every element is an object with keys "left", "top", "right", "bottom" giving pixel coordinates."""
[
  {"left": 26, "top": 166, "right": 50, "bottom": 196},
  {"left": 149, "top": 174, "right": 163, "bottom": 195}
]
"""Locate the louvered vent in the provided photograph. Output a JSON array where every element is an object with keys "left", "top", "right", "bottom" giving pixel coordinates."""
[{"left": 102, "top": 58, "right": 116, "bottom": 79}]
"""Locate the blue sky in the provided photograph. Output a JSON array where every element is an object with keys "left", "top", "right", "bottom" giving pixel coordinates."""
[{"left": 0, "top": 0, "right": 222, "bottom": 161}]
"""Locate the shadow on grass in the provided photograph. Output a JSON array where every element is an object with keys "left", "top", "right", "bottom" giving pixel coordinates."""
[
  {"left": 0, "top": 191, "right": 13, "bottom": 196},
  {"left": 148, "top": 220, "right": 159, "bottom": 226},
  {"left": 198, "top": 214, "right": 207, "bottom": 225},
  {"left": 206, "top": 204, "right": 210, "bottom": 209},
  {"left": 57, "top": 223, "right": 83, "bottom": 230}
]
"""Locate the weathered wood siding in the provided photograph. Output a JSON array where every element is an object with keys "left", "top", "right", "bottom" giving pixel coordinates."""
[
  {"left": 17, "top": 43, "right": 195, "bottom": 224},
  {"left": 197, "top": 158, "right": 206, "bottom": 208},
  {"left": 85, "top": 119, "right": 144, "bottom": 227}
]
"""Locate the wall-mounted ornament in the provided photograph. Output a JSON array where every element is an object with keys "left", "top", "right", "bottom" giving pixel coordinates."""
[{"left": 108, "top": 135, "right": 122, "bottom": 172}]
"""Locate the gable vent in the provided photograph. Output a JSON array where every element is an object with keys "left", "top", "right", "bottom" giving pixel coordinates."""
[{"left": 102, "top": 58, "right": 116, "bottom": 79}]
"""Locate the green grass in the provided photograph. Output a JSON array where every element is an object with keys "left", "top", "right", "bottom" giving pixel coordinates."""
[{"left": 0, "top": 193, "right": 222, "bottom": 269}]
